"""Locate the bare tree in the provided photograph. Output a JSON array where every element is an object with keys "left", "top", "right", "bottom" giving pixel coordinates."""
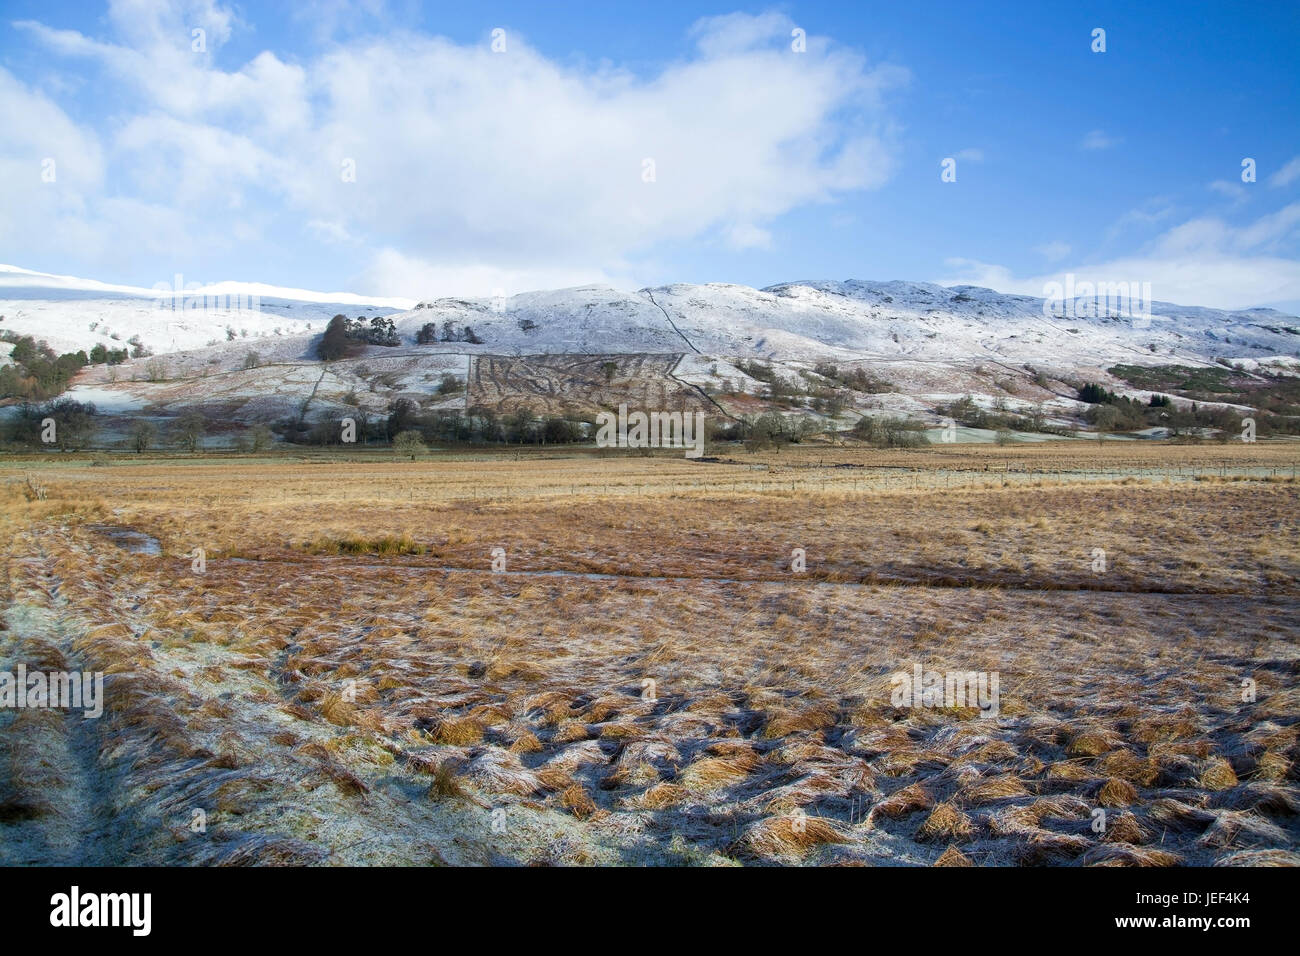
[
  {"left": 130, "top": 419, "right": 157, "bottom": 453},
  {"left": 174, "top": 411, "right": 206, "bottom": 453}
]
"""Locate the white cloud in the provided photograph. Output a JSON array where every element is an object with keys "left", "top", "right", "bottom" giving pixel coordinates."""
[
  {"left": 289, "top": 0, "right": 391, "bottom": 44},
  {"left": 954, "top": 148, "right": 984, "bottom": 162},
  {"left": 1081, "top": 129, "right": 1120, "bottom": 150},
  {"left": 0, "top": 68, "right": 104, "bottom": 190},
  {"left": 939, "top": 204, "right": 1300, "bottom": 311},
  {"left": 0, "top": 67, "right": 113, "bottom": 263},
  {"left": 1108, "top": 197, "right": 1176, "bottom": 237},
  {"left": 4, "top": 2, "right": 907, "bottom": 296},
  {"left": 688, "top": 11, "right": 800, "bottom": 57},
  {"left": 1270, "top": 155, "right": 1300, "bottom": 188},
  {"left": 360, "top": 248, "right": 626, "bottom": 299},
  {"left": 1036, "top": 240, "right": 1071, "bottom": 261},
  {"left": 306, "top": 219, "right": 353, "bottom": 244},
  {"left": 1209, "top": 179, "right": 1247, "bottom": 202},
  {"left": 724, "top": 223, "right": 773, "bottom": 250}
]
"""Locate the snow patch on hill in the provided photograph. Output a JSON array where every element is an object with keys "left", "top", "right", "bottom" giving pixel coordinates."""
[{"left": 3, "top": 264, "right": 1298, "bottom": 372}]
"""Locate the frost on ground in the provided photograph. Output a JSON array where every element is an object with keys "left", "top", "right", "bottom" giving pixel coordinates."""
[{"left": 1, "top": 451, "right": 1296, "bottom": 866}]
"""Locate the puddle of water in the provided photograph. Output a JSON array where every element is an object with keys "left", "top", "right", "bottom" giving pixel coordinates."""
[{"left": 86, "top": 525, "right": 162, "bottom": 555}]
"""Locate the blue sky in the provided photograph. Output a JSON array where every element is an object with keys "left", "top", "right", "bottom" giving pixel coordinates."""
[{"left": 2, "top": 0, "right": 1298, "bottom": 310}]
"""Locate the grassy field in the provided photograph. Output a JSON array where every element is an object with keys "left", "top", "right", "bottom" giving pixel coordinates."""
[{"left": 1, "top": 440, "right": 1298, "bottom": 865}]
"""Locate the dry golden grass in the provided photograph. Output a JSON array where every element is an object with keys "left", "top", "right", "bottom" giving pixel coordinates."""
[
  {"left": 1, "top": 443, "right": 1296, "bottom": 865},
  {"left": 742, "top": 813, "right": 848, "bottom": 860},
  {"left": 933, "top": 844, "right": 974, "bottom": 866},
  {"left": 1097, "top": 778, "right": 1139, "bottom": 807},
  {"left": 917, "top": 802, "right": 975, "bottom": 843}
]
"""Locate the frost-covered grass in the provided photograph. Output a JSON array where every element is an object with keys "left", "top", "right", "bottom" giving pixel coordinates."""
[{"left": 1, "top": 445, "right": 1297, "bottom": 865}]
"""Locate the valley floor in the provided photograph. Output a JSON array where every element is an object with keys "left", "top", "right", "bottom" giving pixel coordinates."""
[{"left": 1, "top": 442, "right": 1297, "bottom": 865}]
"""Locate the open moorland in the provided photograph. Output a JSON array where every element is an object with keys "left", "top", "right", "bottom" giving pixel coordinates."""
[{"left": 1, "top": 441, "right": 1298, "bottom": 865}]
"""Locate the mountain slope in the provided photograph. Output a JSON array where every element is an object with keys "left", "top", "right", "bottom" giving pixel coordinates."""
[
  {"left": 392, "top": 279, "right": 1300, "bottom": 365},
  {"left": 4, "top": 264, "right": 1298, "bottom": 367}
]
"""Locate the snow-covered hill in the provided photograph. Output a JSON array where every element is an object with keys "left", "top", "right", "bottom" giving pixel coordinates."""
[
  {"left": 396, "top": 278, "right": 1300, "bottom": 366},
  {"left": 0, "top": 264, "right": 409, "bottom": 358},
  {"left": 5, "top": 264, "right": 1298, "bottom": 445},
  {"left": 3, "top": 263, "right": 1298, "bottom": 370}
]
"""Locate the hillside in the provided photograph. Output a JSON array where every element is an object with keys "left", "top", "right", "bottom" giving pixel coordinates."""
[{"left": 3, "top": 264, "right": 1299, "bottom": 447}]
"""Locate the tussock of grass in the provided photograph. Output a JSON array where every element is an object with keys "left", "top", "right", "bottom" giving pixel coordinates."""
[
  {"left": 429, "top": 717, "right": 485, "bottom": 746},
  {"left": 1012, "top": 831, "right": 1092, "bottom": 864},
  {"left": 1148, "top": 798, "right": 1216, "bottom": 833},
  {"left": 552, "top": 720, "right": 592, "bottom": 744},
  {"left": 306, "top": 533, "right": 425, "bottom": 556},
  {"left": 1095, "top": 749, "right": 1158, "bottom": 786},
  {"left": 1067, "top": 728, "right": 1120, "bottom": 757},
  {"left": 319, "top": 691, "right": 358, "bottom": 727},
  {"left": 427, "top": 762, "right": 468, "bottom": 801},
  {"left": 1044, "top": 761, "right": 1099, "bottom": 787},
  {"left": 1197, "top": 810, "right": 1289, "bottom": 849},
  {"left": 933, "top": 845, "right": 974, "bottom": 866},
  {"left": 1215, "top": 849, "right": 1300, "bottom": 866},
  {"left": 763, "top": 701, "right": 838, "bottom": 739},
  {"left": 743, "top": 814, "right": 848, "bottom": 860},
  {"left": 1104, "top": 811, "right": 1152, "bottom": 845},
  {"left": 464, "top": 750, "right": 541, "bottom": 796},
  {"left": 508, "top": 731, "right": 544, "bottom": 754},
  {"left": 870, "top": 783, "right": 933, "bottom": 821},
  {"left": 1252, "top": 751, "right": 1291, "bottom": 782},
  {"left": 1199, "top": 757, "right": 1240, "bottom": 791},
  {"left": 963, "top": 775, "right": 1031, "bottom": 806},
  {"left": 1097, "top": 777, "right": 1139, "bottom": 807},
  {"left": 635, "top": 782, "right": 687, "bottom": 809},
  {"left": 1215, "top": 782, "right": 1300, "bottom": 816},
  {"left": 202, "top": 835, "right": 327, "bottom": 867},
  {"left": 560, "top": 784, "right": 597, "bottom": 820},
  {"left": 1080, "top": 843, "right": 1182, "bottom": 867},
  {"left": 535, "top": 765, "right": 577, "bottom": 793},
  {"left": 916, "top": 802, "right": 974, "bottom": 842},
  {"left": 679, "top": 752, "right": 760, "bottom": 791}
]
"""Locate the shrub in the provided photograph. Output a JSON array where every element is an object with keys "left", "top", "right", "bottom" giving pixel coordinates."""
[
  {"left": 393, "top": 430, "right": 427, "bottom": 460},
  {"left": 851, "top": 415, "right": 931, "bottom": 448}
]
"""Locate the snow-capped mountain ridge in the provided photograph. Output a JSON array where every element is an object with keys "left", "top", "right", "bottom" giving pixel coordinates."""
[
  {"left": 2, "top": 264, "right": 1297, "bottom": 368},
  {"left": 0, "top": 264, "right": 415, "bottom": 309}
]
